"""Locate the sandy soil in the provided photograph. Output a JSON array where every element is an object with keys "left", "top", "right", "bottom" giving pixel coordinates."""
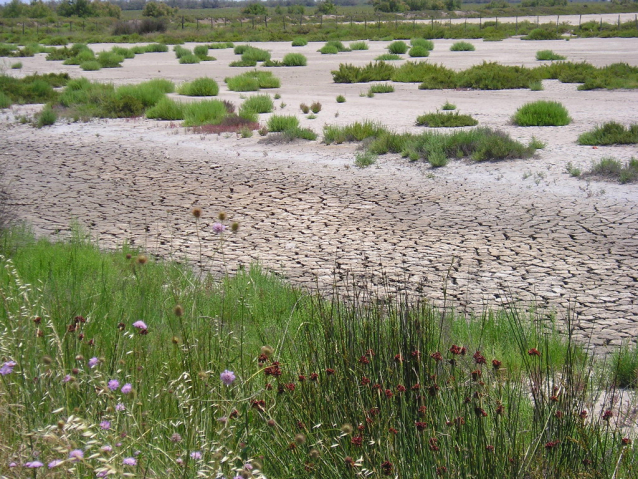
[{"left": 1, "top": 37, "right": 637, "bottom": 350}]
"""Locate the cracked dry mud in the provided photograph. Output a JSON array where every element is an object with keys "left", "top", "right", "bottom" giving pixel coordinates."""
[{"left": 1, "top": 36, "right": 637, "bottom": 350}]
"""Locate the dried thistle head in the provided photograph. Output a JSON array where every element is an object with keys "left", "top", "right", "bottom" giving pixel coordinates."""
[
  {"left": 218, "top": 212, "right": 226, "bottom": 221},
  {"left": 174, "top": 305, "right": 184, "bottom": 317},
  {"left": 192, "top": 207, "right": 203, "bottom": 219},
  {"left": 136, "top": 255, "right": 147, "bottom": 265},
  {"left": 261, "top": 345, "right": 274, "bottom": 357},
  {"left": 294, "top": 433, "right": 306, "bottom": 445},
  {"left": 231, "top": 222, "right": 239, "bottom": 233}
]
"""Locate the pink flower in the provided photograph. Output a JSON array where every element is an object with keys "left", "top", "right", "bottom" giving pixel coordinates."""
[
  {"left": 115, "top": 403, "right": 126, "bottom": 411},
  {"left": 0, "top": 361, "right": 17, "bottom": 375},
  {"left": 89, "top": 357, "right": 99, "bottom": 368},
  {"left": 101, "top": 445, "right": 112, "bottom": 452},
  {"left": 108, "top": 379, "right": 119, "bottom": 391},
  {"left": 48, "top": 459, "right": 63, "bottom": 468},
  {"left": 190, "top": 451, "right": 202, "bottom": 460},
  {"left": 212, "top": 223, "right": 226, "bottom": 234},
  {"left": 132, "top": 321, "right": 147, "bottom": 330},
  {"left": 100, "top": 421, "right": 111, "bottom": 430},
  {"left": 220, "top": 370, "right": 236, "bottom": 386},
  {"left": 69, "top": 449, "right": 84, "bottom": 462},
  {"left": 25, "top": 461, "right": 44, "bottom": 468},
  {"left": 121, "top": 383, "right": 132, "bottom": 394},
  {"left": 123, "top": 457, "right": 137, "bottom": 466},
  {"left": 63, "top": 374, "right": 72, "bottom": 383}
]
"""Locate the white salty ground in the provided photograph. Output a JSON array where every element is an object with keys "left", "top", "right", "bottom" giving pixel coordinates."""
[{"left": 1, "top": 36, "right": 637, "bottom": 350}]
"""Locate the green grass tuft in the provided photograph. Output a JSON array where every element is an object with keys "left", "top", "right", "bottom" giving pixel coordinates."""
[
  {"left": 282, "top": 53, "right": 307, "bottom": 67},
  {"left": 408, "top": 46, "right": 430, "bottom": 58},
  {"left": 240, "top": 94, "right": 274, "bottom": 115},
  {"left": 179, "top": 54, "right": 201, "bottom": 64},
  {"left": 536, "top": 50, "right": 567, "bottom": 61},
  {"left": 355, "top": 151, "right": 377, "bottom": 168},
  {"left": 225, "top": 71, "right": 280, "bottom": 92},
  {"left": 36, "top": 104, "right": 57, "bottom": 128},
  {"left": 242, "top": 47, "right": 271, "bottom": 63},
  {"left": 410, "top": 38, "right": 434, "bottom": 50},
  {"left": 349, "top": 41, "right": 369, "bottom": 50},
  {"left": 97, "top": 51, "right": 123, "bottom": 68},
  {"left": 291, "top": 37, "right": 308, "bottom": 47},
  {"left": 375, "top": 53, "right": 402, "bottom": 61},
  {"left": 584, "top": 157, "right": 638, "bottom": 184},
  {"left": 450, "top": 41, "right": 475, "bottom": 51},
  {"left": 336, "top": 94, "right": 345, "bottom": 103},
  {"left": 388, "top": 40, "right": 408, "bottom": 54},
  {"left": 145, "top": 97, "right": 185, "bottom": 120},
  {"left": 416, "top": 111, "right": 478, "bottom": 127},
  {"left": 179, "top": 78, "right": 219, "bottom": 96},
  {"left": 183, "top": 99, "right": 228, "bottom": 126},
  {"left": 577, "top": 122, "right": 638, "bottom": 145},
  {"left": 368, "top": 83, "right": 395, "bottom": 94},
  {"left": 267, "top": 114, "right": 299, "bottom": 132},
  {"left": 512, "top": 100, "right": 571, "bottom": 126},
  {"left": 318, "top": 45, "right": 339, "bottom": 55}
]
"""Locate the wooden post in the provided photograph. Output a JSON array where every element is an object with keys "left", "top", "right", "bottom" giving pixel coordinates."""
[
  {"left": 579, "top": 14, "right": 581, "bottom": 27},
  {"left": 196, "top": 18, "right": 199, "bottom": 30},
  {"left": 181, "top": 16, "right": 184, "bottom": 29},
  {"left": 283, "top": 16, "right": 286, "bottom": 30},
  {"left": 320, "top": 15, "right": 323, "bottom": 27},
  {"left": 22, "top": 22, "right": 25, "bottom": 34},
  {"left": 264, "top": 15, "right": 267, "bottom": 28},
  {"left": 515, "top": 16, "right": 517, "bottom": 34},
  {"left": 252, "top": 17, "right": 255, "bottom": 29},
  {"left": 364, "top": 17, "right": 367, "bottom": 30},
  {"left": 618, "top": 15, "right": 620, "bottom": 27},
  {"left": 495, "top": 16, "right": 497, "bottom": 28},
  {"left": 536, "top": 15, "right": 539, "bottom": 27},
  {"left": 479, "top": 15, "right": 481, "bottom": 29},
  {"left": 465, "top": 18, "right": 467, "bottom": 31},
  {"left": 556, "top": 15, "right": 559, "bottom": 32},
  {"left": 299, "top": 14, "right": 302, "bottom": 25},
  {"left": 431, "top": 17, "right": 433, "bottom": 30},
  {"left": 378, "top": 15, "right": 380, "bottom": 30}
]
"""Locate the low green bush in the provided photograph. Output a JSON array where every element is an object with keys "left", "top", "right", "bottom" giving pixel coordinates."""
[
  {"left": 97, "top": 51, "right": 123, "bottom": 68},
  {"left": 416, "top": 111, "right": 478, "bottom": 127},
  {"left": 513, "top": 100, "right": 571, "bottom": 126},
  {"left": 612, "top": 343, "right": 638, "bottom": 387},
  {"left": 368, "top": 83, "right": 395, "bottom": 94},
  {"left": 36, "top": 105, "right": 57, "bottom": 128},
  {"left": 578, "top": 122, "right": 638, "bottom": 145},
  {"left": 441, "top": 101, "right": 456, "bottom": 110},
  {"left": 179, "top": 54, "right": 201, "bottom": 64},
  {"left": 267, "top": 114, "right": 299, "bottom": 132},
  {"left": 375, "top": 53, "right": 402, "bottom": 61},
  {"left": 226, "top": 75, "right": 260, "bottom": 91},
  {"left": 240, "top": 94, "right": 274, "bottom": 114},
  {"left": 282, "top": 53, "right": 307, "bottom": 66},
  {"left": 410, "top": 38, "right": 434, "bottom": 50},
  {"left": 63, "top": 49, "right": 96, "bottom": 65},
  {"left": 0, "top": 73, "right": 67, "bottom": 104},
  {"left": 233, "top": 45, "right": 250, "bottom": 54},
  {"left": 319, "top": 45, "right": 339, "bottom": 54},
  {"left": 208, "top": 42, "right": 233, "bottom": 49},
  {"left": 325, "top": 41, "right": 348, "bottom": 52},
  {"left": 536, "top": 50, "right": 566, "bottom": 61},
  {"left": 10, "top": 62, "right": 22, "bottom": 69},
  {"left": 310, "top": 101, "right": 321, "bottom": 113},
  {"left": 393, "top": 62, "right": 453, "bottom": 84},
  {"left": 355, "top": 151, "right": 377, "bottom": 168},
  {"left": 349, "top": 41, "right": 368, "bottom": 50},
  {"left": 291, "top": 38, "right": 308, "bottom": 47},
  {"left": 0, "top": 91, "right": 11, "bottom": 108},
  {"left": 451, "top": 41, "right": 475, "bottom": 51},
  {"left": 229, "top": 60, "right": 258, "bottom": 67},
  {"left": 80, "top": 61, "right": 101, "bottom": 71},
  {"left": 408, "top": 46, "right": 430, "bottom": 58},
  {"left": 457, "top": 62, "right": 539, "bottom": 90},
  {"left": 183, "top": 99, "right": 228, "bottom": 126},
  {"left": 336, "top": 95, "right": 345, "bottom": 103},
  {"left": 529, "top": 80, "right": 544, "bottom": 91},
  {"left": 145, "top": 43, "right": 168, "bottom": 53},
  {"left": 145, "top": 97, "right": 185, "bottom": 120},
  {"left": 115, "top": 79, "right": 174, "bottom": 109},
  {"left": 523, "top": 28, "right": 562, "bottom": 40},
  {"left": 388, "top": 41, "right": 408, "bottom": 54},
  {"left": 242, "top": 47, "right": 270, "bottom": 63},
  {"left": 584, "top": 157, "right": 638, "bottom": 184},
  {"left": 111, "top": 46, "right": 135, "bottom": 59},
  {"left": 194, "top": 45, "right": 215, "bottom": 61},
  {"left": 179, "top": 78, "right": 219, "bottom": 96},
  {"left": 323, "top": 120, "right": 386, "bottom": 144},
  {"left": 173, "top": 45, "right": 191, "bottom": 59},
  {"left": 332, "top": 62, "right": 394, "bottom": 83}
]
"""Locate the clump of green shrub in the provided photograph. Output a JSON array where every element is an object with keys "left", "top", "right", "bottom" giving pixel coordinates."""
[
  {"left": 179, "top": 54, "right": 201, "bottom": 64},
  {"left": 233, "top": 45, "right": 250, "bottom": 55},
  {"left": 529, "top": 80, "right": 544, "bottom": 91},
  {"left": 388, "top": 41, "right": 408, "bottom": 54},
  {"left": 63, "top": 48, "right": 96, "bottom": 65},
  {"left": 268, "top": 114, "right": 299, "bottom": 132},
  {"left": 111, "top": 46, "right": 135, "bottom": 59},
  {"left": 145, "top": 97, "right": 185, "bottom": 120},
  {"left": 240, "top": 94, "right": 274, "bottom": 115},
  {"left": 349, "top": 41, "right": 368, "bottom": 50},
  {"left": 375, "top": 54, "right": 402, "bottom": 61},
  {"left": 512, "top": 100, "right": 571, "bottom": 126},
  {"left": 10, "top": 62, "right": 22, "bottom": 69},
  {"left": 291, "top": 38, "right": 308, "bottom": 47},
  {"left": 145, "top": 43, "right": 169, "bottom": 53},
  {"left": 0, "top": 91, "right": 11, "bottom": 109},
  {"left": 612, "top": 343, "right": 638, "bottom": 387},
  {"left": 416, "top": 111, "right": 478, "bottom": 127},
  {"left": 523, "top": 28, "right": 562, "bottom": 40},
  {"left": 229, "top": 60, "right": 258, "bottom": 67},
  {"left": 442, "top": 101, "right": 456, "bottom": 110},
  {"left": 408, "top": 46, "right": 430, "bottom": 58},
  {"left": 183, "top": 99, "right": 228, "bottom": 127},
  {"left": 332, "top": 62, "right": 394, "bottom": 83},
  {"left": 583, "top": 157, "right": 638, "bottom": 184},
  {"left": 174, "top": 45, "right": 192, "bottom": 59},
  {"left": 450, "top": 41, "right": 475, "bottom": 51},
  {"left": 457, "top": 62, "right": 539, "bottom": 90},
  {"left": 411, "top": 38, "right": 434, "bottom": 50},
  {"left": 242, "top": 47, "right": 270, "bottom": 63},
  {"left": 282, "top": 53, "right": 307, "bottom": 66},
  {"left": 81, "top": 61, "right": 101, "bottom": 71},
  {"left": 97, "top": 51, "right": 124, "bottom": 68},
  {"left": 208, "top": 42, "right": 233, "bottom": 49},
  {"left": 355, "top": 151, "right": 377, "bottom": 168},
  {"left": 368, "top": 83, "right": 395, "bottom": 94},
  {"left": 310, "top": 101, "right": 321, "bottom": 113},
  {"left": 0, "top": 73, "right": 68, "bottom": 104},
  {"left": 36, "top": 105, "right": 57, "bottom": 128},
  {"left": 194, "top": 45, "right": 215, "bottom": 61},
  {"left": 225, "top": 71, "right": 280, "bottom": 92},
  {"left": 319, "top": 45, "right": 339, "bottom": 55},
  {"left": 336, "top": 95, "right": 345, "bottom": 103},
  {"left": 323, "top": 120, "right": 386, "bottom": 144},
  {"left": 536, "top": 50, "right": 566, "bottom": 61},
  {"left": 578, "top": 122, "right": 638, "bottom": 145},
  {"left": 179, "top": 78, "right": 219, "bottom": 96}
]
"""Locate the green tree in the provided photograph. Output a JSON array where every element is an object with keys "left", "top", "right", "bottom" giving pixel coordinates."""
[
  {"left": 242, "top": 2, "right": 267, "bottom": 15},
  {"left": 287, "top": 4, "right": 305, "bottom": 14},
  {"left": 316, "top": 0, "right": 336, "bottom": 14},
  {"left": 58, "top": 0, "right": 94, "bottom": 17},
  {"left": 28, "top": 0, "right": 53, "bottom": 18},
  {"left": 2, "top": 0, "right": 25, "bottom": 18},
  {"left": 142, "top": 1, "right": 176, "bottom": 17}
]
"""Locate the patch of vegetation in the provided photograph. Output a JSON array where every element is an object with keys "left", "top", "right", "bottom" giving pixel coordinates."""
[
  {"left": 111, "top": 46, "right": 135, "bottom": 59},
  {"left": 310, "top": 101, "right": 321, "bottom": 113},
  {"left": 612, "top": 343, "right": 638, "bottom": 387},
  {"left": 566, "top": 162, "right": 581, "bottom": 177},
  {"left": 10, "top": 62, "right": 22, "bottom": 69},
  {"left": 267, "top": 114, "right": 299, "bottom": 132},
  {"left": 282, "top": 53, "right": 307, "bottom": 67},
  {"left": 512, "top": 100, "right": 571, "bottom": 127},
  {"left": 536, "top": 50, "right": 566, "bottom": 61},
  {"left": 450, "top": 41, "right": 476, "bottom": 51},
  {"left": 229, "top": 59, "right": 258, "bottom": 67},
  {"left": 323, "top": 120, "right": 387, "bottom": 144},
  {"left": 145, "top": 97, "right": 184, "bottom": 120},
  {"left": 179, "top": 78, "right": 219, "bottom": 96},
  {"left": 410, "top": 38, "right": 434, "bottom": 50},
  {"left": 179, "top": 54, "right": 201, "bottom": 64},
  {"left": 442, "top": 101, "right": 456, "bottom": 110},
  {"left": 0, "top": 91, "right": 11, "bottom": 109},
  {"left": 225, "top": 71, "right": 280, "bottom": 92},
  {"left": 0, "top": 72, "right": 69, "bottom": 104},
  {"left": 183, "top": 99, "right": 229, "bottom": 127},
  {"left": 368, "top": 83, "right": 395, "bottom": 94},
  {"left": 36, "top": 104, "right": 57, "bottom": 128},
  {"left": 355, "top": 151, "right": 377, "bottom": 168},
  {"left": 80, "top": 60, "right": 101, "bottom": 71},
  {"left": 242, "top": 47, "right": 271, "bottom": 63},
  {"left": 529, "top": 80, "right": 544, "bottom": 91},
  {"left": 578, "top": 122, "right": 638, "bottom": 145},
  {"left": 408, "top": 46, "right": 430, "bottom": 57},
  {"left": 336, "top": 94, "right": 345, "bottom": 103},
  {"left": 388, "top": 40, "right": 408, "bottom": 54},
  {"left": 97, "top": 51, "right": 124, "bottom": 68},
  {"left": 376, "top": 53, "right": 403, "bottom": 61},
  {"left": 456, "top": 62, "right": 539, "bottom": 90},
  {"left": 173, "top": 45, "right": 192, "bottom": 59},
  {"left": 523, "top": 28, "right": 563, "bottom": 40},
  {"left": 145, "top": 43, "right": 169, "bottom": 53},
  {"left": 583, "top": 157, "right": 638, "bottom": 184},
  {"left": 416, "top": 111, "right": 478, "bottom": 127},
  {"left": 194, "top": 45, "right": 215, "bottom": 61},
  {"left": 208, "top": 42, "right": 234, "bottom": 50},
  {"left": 240, "top": 94, "right": 274, "bottom": 115},
  {"left": 63, "top": 48, "right": 96, "bottom": 65},
  {"left": 291, "top": 37, "right": 308, "bottom": 47},
  {"left": 349, "top": 41, "right": 369, "bottom": 50},
  {"left": 332, "top": 62, "right": 394, "bottom": 83},
  {"left": 318, "top": 45, "right": 339, "bottom": 55}
]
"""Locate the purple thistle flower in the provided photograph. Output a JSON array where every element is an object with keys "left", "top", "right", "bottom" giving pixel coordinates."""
[
  {"left": 9, "top": 462, "right": 17, "bottom": 468},
  {"left": 190, "top": 451, "right": 202, "bottom": 460},
  {"left": 48, "top": 459, "right": 63, "bottom": 468},
  {"left": 121, "top": 383, "right": 132, "bottom": 394},
  {"left": 115, "top": 403, "right": 126, "bottom": 411},
  {"left": 123, "top": 457, "right": 137, "bottom": 466},
  {"left": 63, "top": 374, "right": 72, "bottom": 383},
  {"left": 25, "top": 461, "right": 44, "bottom": 468},
  {"left": 212, "top": 223, "right": 226, "bottom": 234},
  {"left": 100, "top": 421, "right": 111, "bottom": 430},
  {"left": 220, "top": 370, "right": 236, "bottom": 386},
  {"left": 101, "top": 445, "right": 112, "bottom": 452},
  {"left": 69, "top": 449, "right": 84, "bottom": 461},
  {"left": 96, "top": 471, "right": 108, "bottom": 478},
  {"left": 0, "top": 361, "right": 17, "bottom": 375},
  {"left": 132, "top": 320, "right": 147, "bottom": 330},
  {"left": 88, "top": 357, "right": 99, "bottom": 368},
  {"left": 108, "top": 379, "right": 119, "bottom": 391}
]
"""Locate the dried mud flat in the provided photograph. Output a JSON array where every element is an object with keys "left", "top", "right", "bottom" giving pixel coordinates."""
[{"left": 1, "top": 37, "right": 637, "bottom": 349}]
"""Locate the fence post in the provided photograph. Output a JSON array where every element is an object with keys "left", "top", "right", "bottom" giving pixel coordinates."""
[
  {"left": 364, "top": 17, "right": 367, "bottom": 30},
  {"left": 320, "top": 15, "right": 322, "bottom": 27},
  {"left": 196, "top": 18, "right": 199, "bottom": 30},
  {"left": 378, "top": 15, "right": 380, "bottom": 30},
  {"left": 515, "top": 16, "right": 517, "bottom": 34},
  {"left": 536, "top": 15, "right": 539, "bottom": 27},
  {"left": 618, "top": 15, "right": 620, "bottom": 27},
  {"left": 23, "top": 22, "right": 25, "bottom": 34},
  {"left": 495, "top": 16, "right": 497, "bottom": 28},
  {"left": 351, "top": 16, "right": 353, "bottom": 27},
  {"left": 299, "top": 14, "right": 302, "bottom": 25},
  {"left": 181, "top": 16, "right": 184, "bottom": 29},
  {"left": 252, "top": 17, "right": 255, "bottom": 29},
  {"left": 264, "top": 15, "right": 267, "bottom": 28},
  {"left": 479, "top": 15, "right": 481, "bottom": 29},
  {"left": 431, "top": 16, "right": 433, "bottom": 30},
  {"left": 465, "top": 18, "right": 467, "bottom": 31},
  {"left": 283, "top": 16, "right": 286, "bottom": 30},
  {"left": 579, "top": 14, "right": 581, "bottom": 27},
  {"left": 556, "top": 15, "right": 559, "bottom": 32}
]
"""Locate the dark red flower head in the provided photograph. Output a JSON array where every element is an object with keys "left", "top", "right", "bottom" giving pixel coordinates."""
[
  {"left": 309, "top": 372, "right": 319, "bottom": 381},
  {"left": 394, "top": 354, "right": 404, "bottom": 363},
  {"left": 381, "top": 461, "right": 393, "bottom": 475},
  {"left": 430, "top": 351, "right": 443, "bottom": 362},
  {"left": 603, "top": 410, "right": 613, "bottom": 421},
  {"left": 351, "top": 436, "right": 363, "bottom": 446},
  {"left": 361, "top": 376, "right": 371, "bottom": 386},
  {"left": 528, "top": 348, "right": 541, "bottom": 357},
  {"left": 473, "top": 351, "right": 486, "bottom": 364},
  {"left": 359, "top": 356, "right": 370, "bottom": 365},
  {"left": 325, "top": 368, "right": 335, "bottom": 376},
  {"left": 415, "top": 421, "right": 427, "bottom": 431},
  {"left": 492, "top": 359, "right": 502, "bottom": 369}
]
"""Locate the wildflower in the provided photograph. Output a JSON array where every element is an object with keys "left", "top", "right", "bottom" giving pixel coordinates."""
[
  {"left": 230, "top": 409, "right": 239, "bottom": 418},
  {"left": 309, "top": 372, "right": 318, "bottom": 381},
  {"left": 492, "top": 359, "right": 502, "bottom": 369},
  {"left": 381, "top": 461, "right": 393, "bottom": 475},
  {"left": 264, "top": 362, "right": 282, "bottom": 376},
  {"left": 298, "top": 374, "right": 306, "bottom": 382},
  {"left": 436, "top": 466, "right": 447, "bottom": 476},
  {"left": 136, "top": 255, "right": 147, "bottom": 265},
  {"left": 486, "top": 445, "right": 495, "bottom": 452},
  {"left": 217, "top": 416, "right": 228, "bottom": 424},
  {"left": 411, "top": 383, "right": 421, "bottom": 390},
  {"left": 115, "top": 403, "right": 125, "bottom": 411},
  {"left": 285, "top": 383, "right": 295, "bottom": 392},
  {"left": 429, "top": 437, "right": 439, "bottom": 451},
  {"left": 471, "top": 370, "right": 482, "bottom": 381},
  {"left": 220, "top": 370, "right": 236, "bottom": 386},
  {"left": 359, "top": 356, "right": 370, "bottom": 365},
  {"left": 100, "top": 420, "right": 111, "bottom": 430},
  {"left": 212, "top": 223, "right": 226, "bottom": 234},
  {"left": 325, "top": 368, "right": 335, "bottom": 375},
  {"left": 48, "top": 459, "right": 63, "bottom": 468},
  {"left": 394, "top": 354, "right": 403, "bottom": 363},
  {"left": 411, "top": 350, "right": 421, "bottom": 359},
  {"left": 192, "top": 207, "right": 202, "bottom": 219},
  {"left": 449, "top": 344, "right": 462, "bottom": 355},
  {"left": 496, "top": 403, "right": 505, "bottom": 415},
  {"left": 397, "top": 384, "right": 406, "bottom": 393},
  {"left": 25, "top": 461, "right": 44, "bottom": 468},
  {"left": 108, "top": 379, "right": 120, "bottom": 391},
  {"left": 579, "top": 409, "right": 588, "bottom": 419},
  {"left": 297, "top": 421, "right": 306, "bottom": 429},
  {"left": 0, "top": 361, "right": 17, "bottom": 375},
  {"left": 622, "top": 437, "right": 632, "bottom": 445},
  {"left": 121, "top": 383, "right": 132, "bottom": 394},
  {"left": 123, "top": 457, "right": 137, "bottom": 466},
  {"left": 345, "top": 457, "right": 355, "bottom": 468},
  {"left": 415, "top": 421, "right": 427, "bottom": 431},
  {"left": 544, "top": 440, "right": 560, "bottom": 449},
  {"left": 389, "top": 427, "right": 398, "bottom": 434},
  {"left": 474, "top": 407, "right": 487, "bottom": 417},
  {"left": 473, "top": 351, "right": 486, "bottom": 364},
  {"left": 251, "top": 400, "right": 265, "bottom": 411},
  {"left": 89, "top": 357, "right": 99, "bottom": 368},
  {"left": 69, "top": 449, "right": 84, "bottom": 461},
  {"left": 190, "top": 451, "right": 202, "bottom": 460},
  {"left": 369, "top": 407, "right": 380, "bottom": 416},
  {"left": 170, "top": 433, "right": 182, "bottom": 443},
  {"left": 340, "top": 424, "right": 353, "bottom": 434},
  {"left": 132, "top": 320, "right": 147, "bottom": 330},
  {"left": 176, "top": 458, "right": 184, "bottom": 465},
  {"left": 96, "top": 471, "right": 108, "bottom": 477},
  {"left": 528, "top": 348, "right": 541, "bottom": 357},
  {"left": 361, "top": 376, "right": 371, "bottom": 386},
  {"left": 101, "top": 445, "right": 112, "bottom": 452},
  {"left": 603, "top": 410, "right": 613, "bottom": 421},
  {"left": 294, "top": 434, "right": 306, "bottom": 445},
  {"left": 351, "top": 436, "right": 363, "bottom": 446},
  {"left": 385, "top": 389, "right": 393, "bottom": 398},
  {"left": 430, "top": 351, "right": 443, "bottom": 362},
  {"left": 555, "top": 410, "right": 563, "bottom": 419},
  {"left": 428, "top": 384, "right": 440, "bottom": 396},
  {"left": 8, "top": 462, "right": 17, "bottom": 468}
]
